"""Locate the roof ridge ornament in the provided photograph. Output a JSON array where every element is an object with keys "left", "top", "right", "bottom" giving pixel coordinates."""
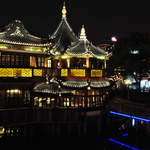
[
  {"left": 62, "top": 2, "right": 67, "bottom": 18},
  {"left": 80, "top": 25, "right": 87, "bottom": 41},
  {"left": 10, "top": 26, "right": 24, "bottom": 37}
]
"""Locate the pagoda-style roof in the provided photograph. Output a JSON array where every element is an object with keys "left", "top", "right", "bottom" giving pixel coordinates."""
[
  {"left": 62, "top": 80, "right": 110, "bottom": 88},
  {"left": 0, "top": 20, "right": 51, "bottom": 46},
  {"left": 66, "top": 25, "right": 108, "bottom": 58},
  {"left": 33, "top": 82, "right": 72, "bottom": 94},
  {"left": 49, "top": 3, "right": 79, "bottom": 55},
  {"left": 62, "top": 80, "right": 88, "bottom": 88},
  {"left": 34, "top": 77, "right": 111, "bottom": 93}
]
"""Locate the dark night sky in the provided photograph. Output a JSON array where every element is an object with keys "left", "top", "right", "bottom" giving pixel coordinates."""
[{"left": 0, "top": 0, "right": 150, "bottom": 45}]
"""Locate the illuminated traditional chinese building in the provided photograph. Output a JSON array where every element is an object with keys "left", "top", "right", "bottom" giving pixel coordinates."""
[
  {"left": 0, "top": 20, "right": 52, "bottom": 108},
  {"left": 0, "top": 3, "right": 113, "bottom": 136},
  {"left": 33, "top": 3, "right": 112, "bottom": 110}
]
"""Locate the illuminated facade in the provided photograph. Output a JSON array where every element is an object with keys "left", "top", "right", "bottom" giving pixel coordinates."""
[
  {"left": 0, "top": 20, "right": 52, "bottom": 108},
  {"left": 0, "top": 3, "right": 113, "bottom": 136},
  {"left": 0, "top": 4, "right": 112, "bottom": 109},
  {"left": 32, "top": 4, "right": 112, "bottom": 110}
]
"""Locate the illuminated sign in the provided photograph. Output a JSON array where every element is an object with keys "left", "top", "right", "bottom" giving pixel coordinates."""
[
  {"left": 33, "top": 69, "right": 42, "bottom": 76},
  {"left": 0, "top": 68, "right": 13, "bottom": 77},
  {"left": 71, "top": 69, "right": 85, "bottom": 77},
  {"left": 61, "top": 69, "right": 68, "bottom": 77},
  {"left": 0, "top": 68, "right": 32, "bottom": 77},
  {"left": 91, "top": 70, "right": 102, "bottom": 77}
]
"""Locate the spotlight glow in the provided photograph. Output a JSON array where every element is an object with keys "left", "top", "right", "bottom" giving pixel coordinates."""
[{"left": 111, "top": 36, "right": 117, "bottom": 42}]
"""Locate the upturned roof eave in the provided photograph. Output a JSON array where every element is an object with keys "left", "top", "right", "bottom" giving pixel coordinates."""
[
  {"left": 66, "top": 39, "right": 107, "bottom": 58},
  {"left": 0, "top": 20, "right": 50, "bottom": 46},
  {"left": 49, "top": 16, "right": 78, "bottom": 42},
  {"left": 0, "top": 39, "right": 51, "bottom": 47}
]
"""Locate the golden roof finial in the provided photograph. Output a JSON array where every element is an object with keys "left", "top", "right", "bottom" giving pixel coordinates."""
[
  {"left": 80, "top": 25, "right": 87, "bottom": 40},
  {"left": 62, "top": 2, "right": 67, "bottom": 17}
]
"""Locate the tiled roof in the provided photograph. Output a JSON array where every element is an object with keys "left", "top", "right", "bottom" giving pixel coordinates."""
[
  {"left": 34, "top": 82, "right": 72, "bottom": 94},
  {"left": 90, "top": 80, "right": 110, "bottom": 88},
  {"left": 66, "top": 40, "right": 107, "bottom": 57},
  {"left": 0, "top": 20, "right": 50, "bottom": 46},
  {"left": 49, "top": 16, "right": 79, "bottom": 55},
  {"left": 62, "top": 80, "right": 88, "bottom": 88},
  {"left": 66, "top": 26, "right": 107, "bottom": 58},
  {"left": 50, "top": 17, "right": 78, "bottom": 42},
  {"left": 62, "top": 80, "right": 110, "bottom": 88}
]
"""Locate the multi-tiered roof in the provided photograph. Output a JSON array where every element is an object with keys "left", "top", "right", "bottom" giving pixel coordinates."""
[
  {"left": 0, "top": 20, "right": 51, "bottom": 47},
  {"left": 66, "top": 25, "right": 108, "bottom": 58},
  {"left": 49, "top": 2, "right": 79, "bottom": 55}
]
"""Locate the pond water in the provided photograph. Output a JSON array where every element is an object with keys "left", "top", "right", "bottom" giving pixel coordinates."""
[{"left": 0, "top": 134, "right": 148, "bottom": 150}]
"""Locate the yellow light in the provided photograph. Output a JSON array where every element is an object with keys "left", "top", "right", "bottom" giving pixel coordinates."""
[
  {"left": 97, "top": 56, "right": 105, "bottom": 60},
  {"left": 124, "top": 79, "right": 132, "bottom": 85},
  {"left": 87, "top": 86, "right": 91, "bottom": 90},
  {"left": 20, "top": 69, "right": 32, "bottom": 77},
  {"left": 33, "top": 69, "right": 42, "bottom": 77},
  {"left": 47, "top": 98, "right": 50, "bottom": 104},
  {"left": 51, "top": 98, "right": 55, "bottom": 101},
  {"left": 0, "top": 39, "right": 51, "bottom": 46},
  {"left": 0, "top": 68, "right": 13, "bottom": 77},
  {"left": 39, "top": 103, "right": 42, "bottom": 107},
  {"left": 34, "top": 97, "right": 39, "bottom": 101},
  {"left": 0, "top": 44, "right": 8, "bottom": 49},
  {"left": 6, "top": 89, "right": 21, "bottom": 94},
  {"left": 67, "top": 58, "right": 70, "bottom": 68},
  {"left": 61, "top": 55, "right": 68, "bottom": 59},
  {"left": 86, "top": 57, "right": 89, "bottom": 68},
  {"left": 39, "top": 98, "right": 42, "bottom": 102},
  {"left": 24, "top": 46, "right": 47, "bottom": 52},
  {"left": 71, "top": 69, "right": 85, "bottom": 77},
  {"left": 64, "top": 98, "right": 70, "bottom": 107},
  {"left": 0, "top": 126, "right": 5, "bottom": 134},
  {"left": 61, "top": 69, "right": 68, "bottom": 77},
  {"left": 91, "top": 70, "right": 103, "bottom": 77},
  {"left": 14, "top": 89, "right": 19, "bottom": 93},
  {"left": 0, "top": 68, "right": 32, "bottom": 77},
  {"left": 62, "top": 2, "right": 67, "bottom": 17}
]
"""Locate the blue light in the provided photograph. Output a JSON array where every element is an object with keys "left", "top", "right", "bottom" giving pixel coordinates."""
[
  {"left": 121, "top": 133, "right": 129, "bottom": 137},
  {"left": 109, "top": 111, "right": 150, "bottom": 123},
  {"left": 130, "top": 50, "right": 139, "bottom": 55},
  {"left": 108, "top": 138, "right": 139, "bottom": 150}
]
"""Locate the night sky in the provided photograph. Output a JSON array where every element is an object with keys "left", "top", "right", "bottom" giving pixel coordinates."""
[{"left": 0, "top": 0, "right": 150, "bottom": 45}]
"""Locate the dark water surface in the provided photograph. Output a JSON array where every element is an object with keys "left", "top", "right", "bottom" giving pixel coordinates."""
[{"left": 0, "top": 135, "right": 147, "bottom": 150}]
